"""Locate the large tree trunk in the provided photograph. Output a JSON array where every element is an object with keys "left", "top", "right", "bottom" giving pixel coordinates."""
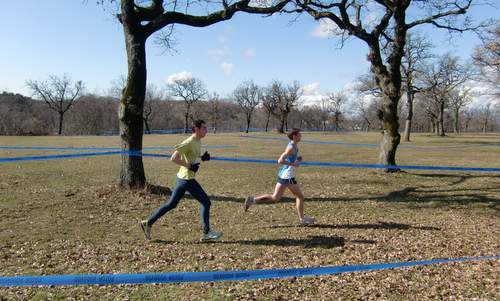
[
  {"left": 334, "top": 114, "right": 340, "bottom": 132},
  {"left": 438, "top": 101, "right": 445, "bottom": 136},
  {"left": 378, "top": 95, "right": 401, "bottom": 169},
  {"left": 453, "top": 108, "right": 460, "bottom": 133},
  {"left": 265, "top": 111, "right": 271, "bottom": 132},
  {"left": 119, "top": 30, "right": 147, "bottom": 189},
  {"left": 403, "top": 90, "right": 413, "bottom": 142},
  {"left": 184, "top": 106, "right": 190, "bottom": 134},
  {"left": 58, "top": 112, "right": 64, "bottom": 135},
  {"left": 369, "top": 59, "right": 402, "bottom": 170},
  {"left": 278, "top": 114, "right": 286, "bottom": 133}
]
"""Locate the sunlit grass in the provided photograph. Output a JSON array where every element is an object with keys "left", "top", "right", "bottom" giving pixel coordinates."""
[{"left": 0, "top": 132, "right": 499, "bottom": 300}]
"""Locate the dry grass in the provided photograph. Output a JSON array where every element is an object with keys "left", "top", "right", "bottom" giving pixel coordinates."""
[{"left": 0, "top": 132, "right": 499, "bottom": 300}]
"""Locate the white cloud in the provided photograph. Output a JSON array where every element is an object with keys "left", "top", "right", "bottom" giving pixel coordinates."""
[
  {"left": 300, "top": 82, "right": 327, "bottom": 106},
  {"left": 312, "top": 19, "right": 340, "bottom": 39},
  {"left": 208, "top": 46, "right": 231, "bottom": 62},
  {"left": 166, "top": 71, "right": 192, "bottom": 84},
  {"left": 243, "top": 48, "right": 255, "bottom": 58},
  {"left": 466, "top": 81, "right": 498, "bottom": 108},
  {"left": 342, "top": 81, "right": 359, "bottom": 94},
  {"left": 217, "top": 35, "right": 228, "bottom": 44},
  {"left": 302, "top": 82, "right": 321, "bottom": 95},
  {"left": 220, "top": 62, "right": 233, "bottom": 75}
]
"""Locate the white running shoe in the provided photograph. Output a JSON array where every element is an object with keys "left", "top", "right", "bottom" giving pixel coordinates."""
[
  {"left": 300, "top": 216, "right": 316, "bottom": 225},
  {"left": 201, "top": 230, "right": 223, "bottom": 242},
  {"left": 140, "top": 220, "right": 152, "bottom": 240},
  {"left": 244, "top": 196, "right": 254, "bottom": 212}
]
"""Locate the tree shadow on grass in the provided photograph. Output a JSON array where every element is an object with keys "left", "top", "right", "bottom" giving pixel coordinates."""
[
  {"left": 269, "top": 221, "right": 440, "bottom": 231},
  {"left": 369, "top": 185, "right": 500, "bottom": 211},
  {"left": 407, "top": 172, "right": 500, "bottom": 186}
]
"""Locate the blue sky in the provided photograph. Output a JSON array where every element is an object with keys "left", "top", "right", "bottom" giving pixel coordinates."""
[{"left": 0, "top": 1, "right": 497, "bottom": 105}]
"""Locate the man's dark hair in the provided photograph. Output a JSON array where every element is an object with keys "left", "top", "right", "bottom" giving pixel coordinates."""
[
  {"left": 287, "top": 128, "right": 301, "bottom": 140},
  {"left": 191, "top": 119, "right": 206, "bottom": 132}
]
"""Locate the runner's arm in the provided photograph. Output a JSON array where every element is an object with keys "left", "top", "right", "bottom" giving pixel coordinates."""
[
  {"left": 170, "top": 150, "right": 190, "bottom": 168},
  {"left": 277, "top": 147, "right": 299, "bottom": 167}
]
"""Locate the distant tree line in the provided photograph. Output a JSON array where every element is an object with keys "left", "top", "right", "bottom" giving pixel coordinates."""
[{"left": 0, "top": 72, "right": 498, "bottom": 136}]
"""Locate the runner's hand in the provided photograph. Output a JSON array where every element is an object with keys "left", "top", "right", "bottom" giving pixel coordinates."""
[
  {"left": 189, "top": 163, "right": 200, "bottom": 172},
  {"left": 201, "top": 151, "right": 210, "bottom": 161}
]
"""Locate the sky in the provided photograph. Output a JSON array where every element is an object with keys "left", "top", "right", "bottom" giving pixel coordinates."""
[{"left": 0, "top": 1, "right": 498, "bottom": 107}]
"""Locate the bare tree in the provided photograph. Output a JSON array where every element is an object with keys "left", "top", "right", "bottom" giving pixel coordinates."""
[
  {"left": 299, "top": 105, "right": 324, "bottom": 130},
  {"left": 289, "top": 0, "right": 491, "bottom": 169},
  {"left": 208, "top": 93, "right": 221, "bottom": 134},
  {"left": 26, "top": 74, "right": 84, "bottom": 135},
  {"left": 266, "top": 80, "right": 302, "bottom": 133},
  {"left": 108, "top": 75, "right": 127, "bottom": 99},
  {"left": 327, "top": 91, "right": 347, "bottom": 131},
  {"left": 144, "top": 84, "right": 164, "bottom": 133},
  {"left": 472, "top": 22, "right": 500, "bottom": 97},
  {"left": 167, "top": 77, "right": 207, "bottom": 133},
  {"left": 318, "top": 97, "right": 333, "bottom": 131},
  {"left": 353, "top": 73, "right": 383, "bottom": 131},
  {"left": 463, "top": 107, "right": 474, "bottom": 132},
  {"left": 97, "top": 0, "right": 291, "bottom": 189},
  {"left": 480, "top": 102, "right": 492, "bottom": 132},
  {"left": 261, "top": 87, "right": 279, "bottom": 132},
  {"left": 401, "top": 33, "right": 433, "bottom": 141},
  {"left": 233, "top": 80, "right": 261, "bottom": 133},
  {"left": 449, "top": 87, "right": 473, "bottom": 133},
  {"left": 417, "top": 93, "right": 440, "bottom": 134},
  {"left": 421, "top": 54, "right": 472, "bottom": 136}
]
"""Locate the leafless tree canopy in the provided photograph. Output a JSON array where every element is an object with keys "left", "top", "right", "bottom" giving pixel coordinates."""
[
  {"left": 26, "top": 74, "right": 84, "bottom": 135},
  {"left": 233, "top": 80, "right": 261, "bottom": 133},
  {"left": 420, "top": 53, "right": 473, "bottom": 136},
  {"left": 472, "top": 22, "right": 500, "bottom": 96},
  {"left": 167, "top": 77, "right": 208, "bottom": 133}
]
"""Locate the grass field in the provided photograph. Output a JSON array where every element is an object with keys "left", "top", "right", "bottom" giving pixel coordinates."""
[{"left": 0, "top": 132, "right": 499, "bottom": 300}]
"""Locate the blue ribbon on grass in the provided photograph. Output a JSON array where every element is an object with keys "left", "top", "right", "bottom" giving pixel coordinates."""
[{"left": 0, "top": 255, "right": 497, "bottom": 287}]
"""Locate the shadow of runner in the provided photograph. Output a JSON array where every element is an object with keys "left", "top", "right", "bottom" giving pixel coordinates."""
[
  {"left": 219, "top": 235, "right": 345, "bottom": 249},
  {"left": 152, "top": 236, "right": 378, "bottom": 248},
  {"left": 146, "top": 184, "right": 172, "bottom": 196}
]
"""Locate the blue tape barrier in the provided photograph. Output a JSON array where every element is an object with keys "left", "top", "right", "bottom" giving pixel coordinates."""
[
  {"left": 0, "top": 256, "right": 497, "bottom": 287},
  {"left": 0, "top": 145, "right": 236, "bottom": 152},
  {"left": 210, "top": 156, "right": 500, "bottom": 172},
  {"left": 0, "top": 151, "right": 124, "bottom": 163},
  {"left": 1, "top": 151, "right": 499, "bottom": 173},
  {"left": 239, "top": 135, "right": 499, "bottom": 149}
]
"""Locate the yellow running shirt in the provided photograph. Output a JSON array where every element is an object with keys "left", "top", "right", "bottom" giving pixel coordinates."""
[{"left": 174, "top": 135, "right": 201, "bottom": 180}]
